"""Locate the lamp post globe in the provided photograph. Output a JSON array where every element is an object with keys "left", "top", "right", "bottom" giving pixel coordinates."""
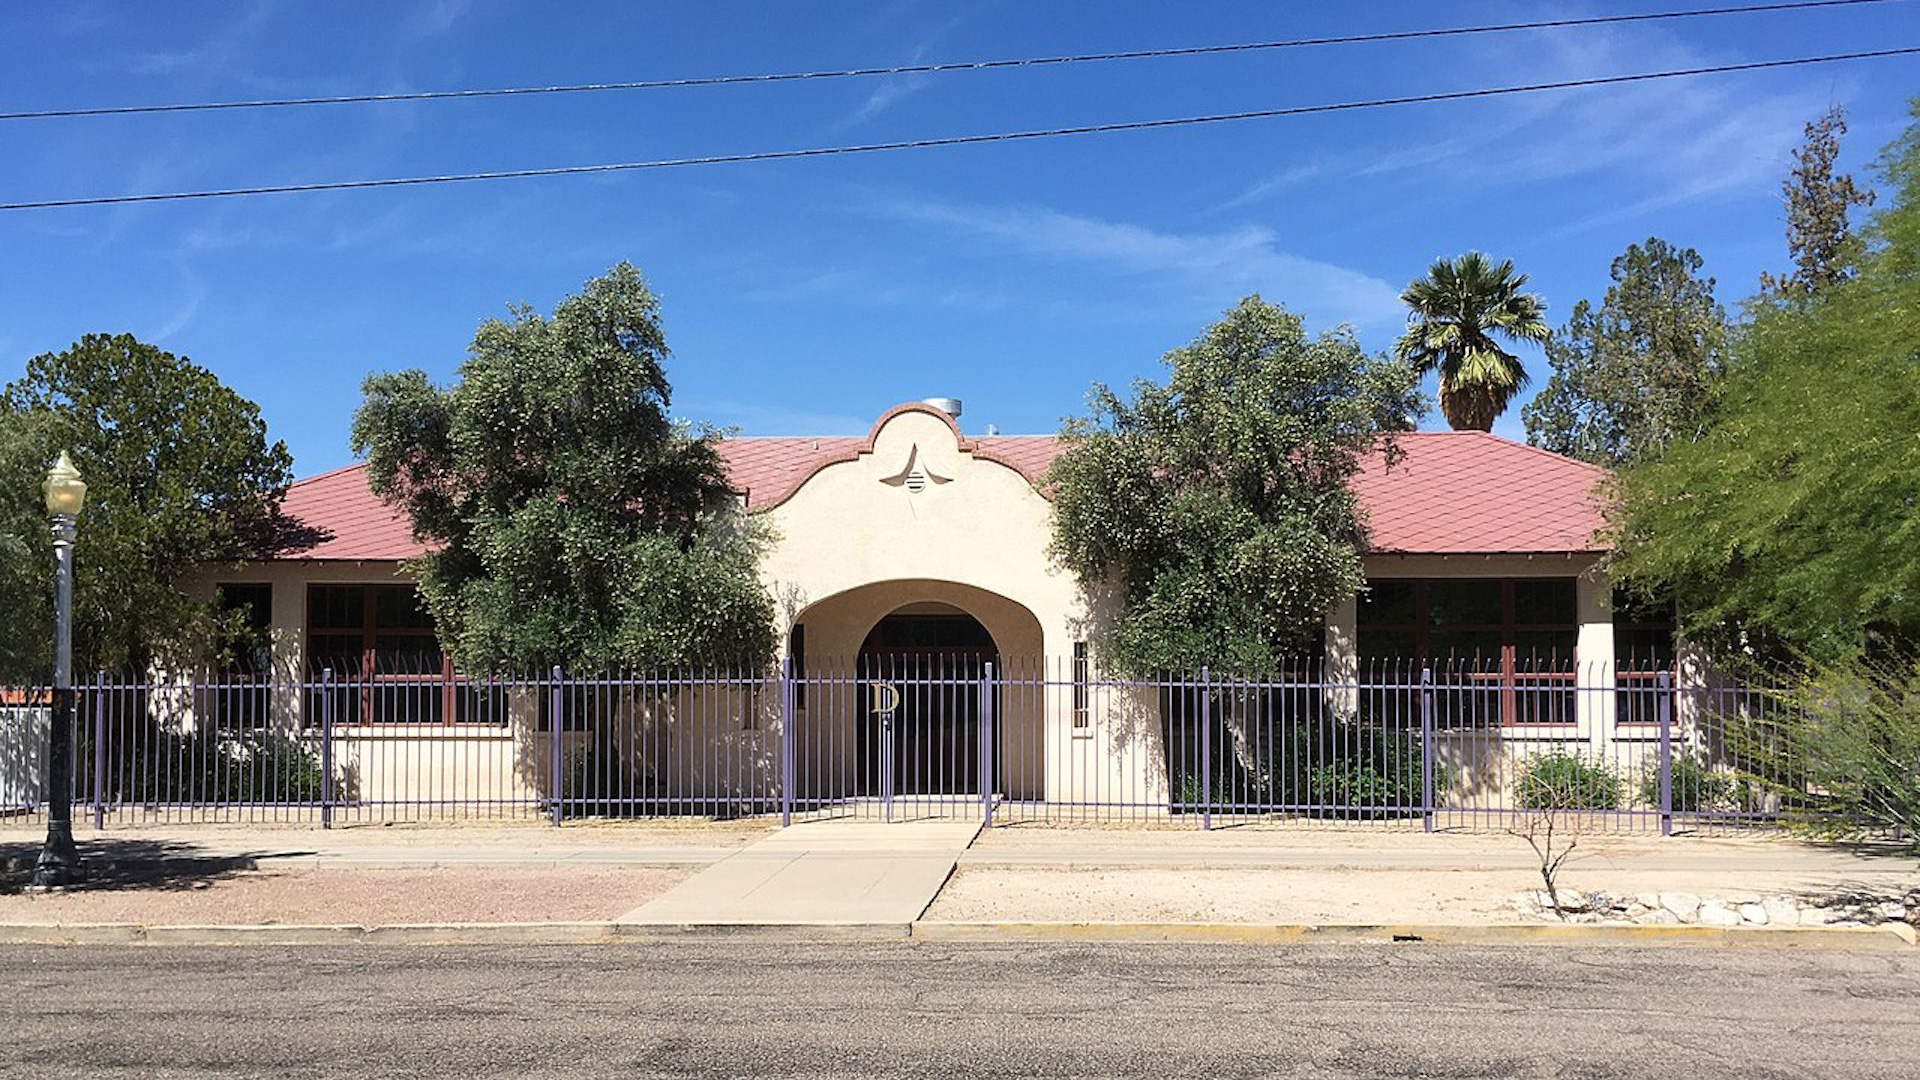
[{"left": 31, "top": 451, "right": 85, "bottom": 888}]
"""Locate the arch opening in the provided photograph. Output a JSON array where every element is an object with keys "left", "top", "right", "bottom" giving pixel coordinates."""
[
  {"left": 858, "top": 606, "right": 999, "bottom": 797},
  {"left": 785, "top": 579, "right": 1045, "bottom": 807}
]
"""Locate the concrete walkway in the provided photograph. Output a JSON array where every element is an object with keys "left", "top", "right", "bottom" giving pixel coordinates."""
[{"left": 618, "top": 820, "right": 982, "bottom": 927}]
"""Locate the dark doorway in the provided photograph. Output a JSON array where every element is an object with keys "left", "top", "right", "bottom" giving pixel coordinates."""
[{"left": 857, "top": 607, "right": 998, "bottom": 797}]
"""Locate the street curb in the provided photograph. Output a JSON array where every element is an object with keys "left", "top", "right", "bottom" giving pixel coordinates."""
[
  {"left": 613, "top": 922, "right": 913, "bottom": 941},
  {"left": 0, "top": 922, "right": 623, "bottom": 946},
  {"left": 908, "top": 920, "right": 1920, "bottom": 949},
  {"left": 0, "top": 919, "right": 1909, "bottom": 948}
]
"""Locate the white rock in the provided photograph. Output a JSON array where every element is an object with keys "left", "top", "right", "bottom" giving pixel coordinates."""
[
  {"left": 1738, "top": 903, "right": 1770, "bottom": 926},
  {"left": 1660, "top": 892, "right": 1702, "bottom": 921},
  {"left": 1799, "top": 906, "right": 1836, "bottom": 926},
  {"left": 1636, "top": 909, "right": 1680, "bottom": 925},
  {"left": 1876, "top": 901, "right": 1907, "bottom": 923},
  {"left": 1635, "top": 893, "right": 1662, "bottom": 911},
  {"left": 1725, "top": 892, "right": 1762, "bottom": 906},
  {"left": 1763, "top": 897, "right": 1801, "bottom": 926},
  {"left": 1698, "top": 902, "right": 1742, "bottom": 927}
]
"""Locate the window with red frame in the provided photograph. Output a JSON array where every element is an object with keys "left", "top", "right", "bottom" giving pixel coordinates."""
[
  {"left": 1357, "top": 578, "right": 1578, "bottom": 725},
  {"left": 305, "top": 585, "right": 492, "bottom": 725},
  {"left": 1614, "top": 590, "right": 1677, "bottom": 724}
]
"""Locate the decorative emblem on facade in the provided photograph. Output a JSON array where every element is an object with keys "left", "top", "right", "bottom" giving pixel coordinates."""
[{"left": 879, "top": 444, "right": 951, "bottom": 494}]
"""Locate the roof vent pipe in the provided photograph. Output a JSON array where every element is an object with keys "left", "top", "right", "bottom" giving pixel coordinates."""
[{"left": 922, "top": 397, "right": 963, "bottom": 419}]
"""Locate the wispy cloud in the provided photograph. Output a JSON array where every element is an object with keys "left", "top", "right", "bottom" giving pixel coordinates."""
[
  {"left": 148, "top": 264, "right": 206, "bottom": 342},
  {"left": 1210, "top": 161, "right": 1325, "bottom": 214},
  {"left": 739, "top": 262, "right": 1012, "bottom": 311},
  {"left": 877, "top": 198, "right": 1406, "bottom": 330},
  {"left": 841, "top": 14, "right": 969, "bottom": 128},
  {"left": 850, "top": 72, "right": 933, "bottom": 125},
  {"left": 1216, "top": 20, "right": 1835, "bottom": 228}
]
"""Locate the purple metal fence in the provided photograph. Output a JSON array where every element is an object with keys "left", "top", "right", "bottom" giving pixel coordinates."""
[{"left": 0, "top": 659, "right": 1817, "bottom": 833}]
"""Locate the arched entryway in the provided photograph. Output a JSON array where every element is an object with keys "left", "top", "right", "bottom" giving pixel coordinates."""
[
  {"left": 784, "top": 579, "right": 1046, "bottom": 811},
  {"left": 858, "top": 603, "right": 999, "bottom": 797}
]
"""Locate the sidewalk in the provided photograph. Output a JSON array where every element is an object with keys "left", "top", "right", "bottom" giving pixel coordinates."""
[{"left": 2, "top": 820, "right": 1915, "bottom": 941}]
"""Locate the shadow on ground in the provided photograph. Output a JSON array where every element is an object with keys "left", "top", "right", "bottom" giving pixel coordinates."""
[
  {"left": 0, "top": 839, "right": 304, "bottom": 894},
  {"left": 1791, "top": 880, "right": 1920, "bottom": 926}
]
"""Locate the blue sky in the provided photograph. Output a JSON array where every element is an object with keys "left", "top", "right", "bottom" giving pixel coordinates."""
[{"left": 2, "top": 1, "right": 1917, "bottom": 476}]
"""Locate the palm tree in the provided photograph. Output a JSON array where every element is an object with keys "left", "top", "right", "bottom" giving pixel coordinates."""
[{"left": 1395, "top": 253, "right": 1549, "bottom": 431}]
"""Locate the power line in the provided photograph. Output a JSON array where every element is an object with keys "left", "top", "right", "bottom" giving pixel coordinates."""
[
  {"left": 1, "top": 0, "right": 1906, "bottom": 122},
  {"left": 6, "top": 45, "right": 1917, "bottom": 212}
]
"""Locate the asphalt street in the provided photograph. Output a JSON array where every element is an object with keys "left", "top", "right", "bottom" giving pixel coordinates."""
[{"left": 4, "top": 941, "right": 1916, "bottom": 1078}]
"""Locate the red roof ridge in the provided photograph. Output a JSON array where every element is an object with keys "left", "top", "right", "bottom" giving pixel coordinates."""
[
  {"left": 1385, "top": 429, "right": 1612, "bottom": 479},
  {"left": 287, "top": 460, "right": 372, "bottom": 489},
  {"left": 742, "top": 401, "right": 1048, "bottom": 512}
]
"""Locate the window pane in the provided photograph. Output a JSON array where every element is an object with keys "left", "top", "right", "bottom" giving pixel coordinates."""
[
  {"left": 1358, "top": 580, "right": 1417, "bottom": 626},
  {"left": 1615, "top": 627, "right": 1676, "bottom": 673},
  {"left": 216, "top": 584, "right": 274, "bottom": 675},
  {"left": 456, "top": 683, "right": 510, "bottom": 726},
  {"left": 307, "top": 634, "right": 364, "bottom": 676},
  {"left": 1427, "top": 580, "right": 1502, "bottom": 626},
  {"left": 1612, "top": 588, "right": 1676, "bottom": 627},
  {"left": 374, "top": 586, "right": 433, "bottom": 630},
  {"left": 374, "top": 635, "right": 442, "bottom": 676},
  {"left": 372, "top": 683, "right": 444, "bottom": 724},
  {"left": 1428, "top": 629, "right": 1504, "bottom": 669},
  {"left": 1357, "top": 629, "right": 1418, "bottom": 666},
  {"left": 1513, "top": 682, "right": 1576, "bottom": 724},
  {"left": 1514, "top": 579, "right": 1576, "bottom": 625},
  {"left": 309, "top": 586, "right": 364, "bottom": 630},
  {"left": 1512, "top": 629, "right": 1577, "bottom": 672}
]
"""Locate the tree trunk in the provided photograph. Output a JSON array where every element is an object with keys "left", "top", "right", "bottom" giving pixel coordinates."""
[{"left": 1437, "top": 380, "right": 1498, "bottom": 431}]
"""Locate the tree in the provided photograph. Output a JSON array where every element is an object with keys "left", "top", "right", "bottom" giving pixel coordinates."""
[
  {"left": 1522, "top": 239, "right": 1730, "bottom": 466},
  {"left": 1609, "top": 103, "right": 1920, "bottom": 659},
  {"left": 1759, "top": 104, "right": 1875, "bottom": 300},
  {"left": 0, "top": 334, "right": 294, "bottom": 678},
  {"left": 1739, "top": 650, "right": 1920, "bottom": 851},
  {"left": 1394, "top": 252, "right": 1550, "bottom": 431},
  {"left": 352, "top": 262, "right": 775, "bottom": 673},
  {"left": 1047, "top": 295, "right": 1422, "bottom": 677}
]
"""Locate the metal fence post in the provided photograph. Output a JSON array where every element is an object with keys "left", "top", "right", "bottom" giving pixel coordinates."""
[
  {"left": 90, "top": 671, "right": 106, "bottom": 831},
  {"left": 980, "top": 661, "right": 996, "bottom": 829},
  {"left": 1657, "top": 670, "right": 1674, "bottom": 837},
  {"left": 1420, "top": 666, "right": 1435, "bottom": 834},
  {"left": 780, "top": 654, "right": 795, "bottom": 829},
  {"left": 550, "top": 665, "right": 565, "bottom": 828},
  {"left": 1199, "top": 666, "right": 1212, "bottom": 832},
  {"left": 319, "top": 668, "right": 335, "bottom": 829}
]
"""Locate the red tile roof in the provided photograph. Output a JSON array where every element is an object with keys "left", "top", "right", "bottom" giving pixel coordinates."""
[
  {"left": 1351, "top": 431, "right": 1610, "bottom": 554},
  {"left": 276, "top": 463, "right": 429, "bottom": 561},
  {"left": 271, "top": 423, "right": 1608, "bottom": 560}
]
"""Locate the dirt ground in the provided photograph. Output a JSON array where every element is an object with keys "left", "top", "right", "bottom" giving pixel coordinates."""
[
  {"left": 928, "top": 826, "right": 1920, "bottom": 925},
  {"left": 0, "top": 865, "right": 690, "bottom": 925},
  {"left": 922, "top": 865, "right": 1914, "bottom": 924}
]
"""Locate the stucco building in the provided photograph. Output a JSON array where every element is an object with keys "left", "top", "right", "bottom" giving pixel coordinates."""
[{"left": 185, "top": 399, "right": 1674, "bottom": 818}]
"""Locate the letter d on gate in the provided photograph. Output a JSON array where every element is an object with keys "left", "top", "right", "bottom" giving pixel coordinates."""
[{"left": 868, "top": 681, "right": 901, "bottom": 716}]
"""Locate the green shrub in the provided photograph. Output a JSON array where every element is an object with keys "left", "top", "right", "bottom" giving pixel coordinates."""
[
  {"left": 1515, "top": 751, "right": 1624, "bottom": 811},
  {"left": 1164, "top": 697, "right": 1441, "bottom": 817},
  {"left": 1639, "top": 751, "right": 1736, "bottom": 812},
  {"left": 113, "top": 724, "right": 330, "bottom": 805},
  {"left": 1737, "top": 652, "right": 1920, "bottom": 847}
]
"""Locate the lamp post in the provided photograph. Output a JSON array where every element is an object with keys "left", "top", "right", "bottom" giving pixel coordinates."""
[{"left": 32, "top": 451, "right": 86, "bottom": 887}]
